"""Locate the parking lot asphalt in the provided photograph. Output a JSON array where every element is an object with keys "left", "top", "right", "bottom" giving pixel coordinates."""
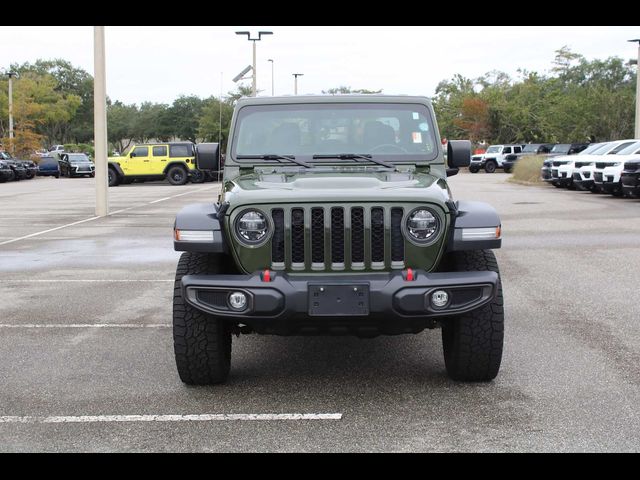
[{"left": 1, "top": 173, "right": 639, "bottom": 452}]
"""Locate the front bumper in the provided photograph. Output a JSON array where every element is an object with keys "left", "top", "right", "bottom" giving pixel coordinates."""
[
  {"left": 0, "top": 170, "right": 13, "bottom": 181},
  {"left": 182, "top": 270, "right": 499, "bottom": 327},
  {"left": 572, "top": 172, "right": 593, "bottom": 190},
  {"left": 12, "top": 169, "right": 27, "bottom": 179},
  {"left": 621, "top": 172, "right": 640, "bottom": 197}
]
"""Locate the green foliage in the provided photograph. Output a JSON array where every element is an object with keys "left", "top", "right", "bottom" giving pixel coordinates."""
[
  {"left": 508, "top": 155, "right": 546, "bottom": 184},
  {"left": 322, "top": 86, "right": 383, "bottom": 94}
]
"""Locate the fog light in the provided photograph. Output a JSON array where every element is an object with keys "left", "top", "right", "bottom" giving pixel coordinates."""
[
  {"left": 228, "top": 292, "right": 248, "bottom": 311},
  {"left": 431, "top": 290, "right": 449, "bottom": 308}
]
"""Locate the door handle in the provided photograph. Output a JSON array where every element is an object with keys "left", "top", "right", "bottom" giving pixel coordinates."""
[
  {"left": 161, "top": 159, "right": 167, "bottom": 161},
  {"left": 143, "top": 160, "right": 150, "bottom": 162}
]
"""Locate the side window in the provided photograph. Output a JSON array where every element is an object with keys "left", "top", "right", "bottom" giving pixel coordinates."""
[
  {"left": 541, "top": 146, "right": 551, "bottom": 153},
  {"left": 169, "top": 144, "right": 193, "bottom": 158},
  {"left": 131, "top": 146, "right": 149, "bottom": 158},
  {"left": 502, "top": 147, "right": 512, "bottom": 154},
  {"left": 513, "top": 146, "right": 522, "bottom": 154},
  {"left": 153, "top": 146, "right": 167, "bottom": 157}
]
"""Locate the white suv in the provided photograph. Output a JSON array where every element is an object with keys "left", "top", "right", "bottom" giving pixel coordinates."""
[
  {"left": 553, "top": 143, "right": 604, "bottom": 188},
  {"left": 469, "top": 144, "right": 523, "bottom": 173},
  {"left": 569, "top": 140, "right": 637, "bottom": 191},
  {"left": 593, "top": 140, "right": 640, "bottom": 195}
]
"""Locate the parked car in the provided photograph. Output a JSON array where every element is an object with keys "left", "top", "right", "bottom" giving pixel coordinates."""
[
  {"left": 36, "top": 155, "right": 61, "bottom": 178},
  {"left": 553, "top": 142, "right": 606, "bottom": 189},
  {"left": 503, "top": 143, "right": 555, "bottom": 173},
  {"left": 107, "top": 142, "right": 206, "bottom": 187},
  {"left": 0, "top": 152, "right": 28, "bottom": 180},
  {"left": 48, "top": 144, "right": 65, "bottom": 154},
  {"left": 0, "top": 159, "right": 14, "bottom": 182},
  {"left": 571, "top": 140, "right": 638, "bottom": 191},
  {"left": 469, "top": 144, "right": 524, "bottom": 173},
  {"left": 545, "top": 143, "right": 590, "bottom": 158},
  {"left": 592, "top": 140, "right": 640, "bottom": 195},
  {"left": 621, "top": 158, "right": 640, "bottom": 197},
  {"left": 58, "top": 153, "right": 95, "bottom": 178}
]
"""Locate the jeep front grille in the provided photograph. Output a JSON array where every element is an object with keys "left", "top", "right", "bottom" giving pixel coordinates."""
[{"left": 269, "top": 205, "right": 405, "bottom": 271}]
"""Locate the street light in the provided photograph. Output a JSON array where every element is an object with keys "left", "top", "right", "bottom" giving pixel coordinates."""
[
  {"left": 629, "top": 39, "right": 640, "bottom": 138},
  {"left": 4, "top": 71, "right": 19, "bottom": 152},
  {"left": 268, "top": 59, "right": 274, "bottom": 96},
  {"left": 292, "top": 73, "right": 304, "bottom": 95},
  {"left": 235, "top": 31, "right": 273, "bottom": 97}
]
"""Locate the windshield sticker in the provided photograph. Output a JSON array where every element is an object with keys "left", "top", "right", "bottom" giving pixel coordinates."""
[
  {"left": 418, "top": 122, "right": 429, "bottom": 132},
  {"left": 412, "top": 112, "right": 419, "bottom": 120},
  {"left": 412, "top": 132, "right": 422, "bottom": 143}
]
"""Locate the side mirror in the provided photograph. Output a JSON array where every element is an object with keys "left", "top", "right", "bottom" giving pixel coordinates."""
[
  {"left": 447, "top": 140, "right": 471, "bottom": 168},
  {"left": 130, "top": 152, "right": 136, "bottom": 158},
  {"left": 195, "top": 143, "right": 221, "bottom": 171}
]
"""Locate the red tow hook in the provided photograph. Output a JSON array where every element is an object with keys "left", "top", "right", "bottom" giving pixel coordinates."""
[
  {"left": 404, "top": 268, "right": 415, "bottom": 281},
  {"left": 261, "top": 270, "right": 272, "bottom": 282}
]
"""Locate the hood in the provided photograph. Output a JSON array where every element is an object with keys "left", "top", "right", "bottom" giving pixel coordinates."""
[{"left": 223, "top": 168, "right": 451, "bottom": 210}]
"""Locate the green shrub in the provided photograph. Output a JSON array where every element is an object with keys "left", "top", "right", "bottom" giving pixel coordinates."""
[{"left": 509, "top": 155, "right": 545, "bottom": 184}]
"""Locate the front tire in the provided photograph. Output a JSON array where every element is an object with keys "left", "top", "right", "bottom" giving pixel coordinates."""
[
  {"left": 108, "top": 167, "right": 119, "bottom": 187},
  {"left": 173, "top": 252, "right": 231, "bottom": 385},
  {"left": 190, "top": 169, "right": 205, "bottom": 184},
  {"left": 167, "top": 165, "right": 188, "bottom": 186},
  {"left": 469, "top": 166, "right": 479, "bottom": 173},
  {"left": 484, "top": 161, "right": 497, "bottom": 173},
  {"left": 441, "top": 250, "right": 504, "bottom": 382}
]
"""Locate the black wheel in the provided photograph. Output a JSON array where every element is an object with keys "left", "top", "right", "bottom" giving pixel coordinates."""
[
  {"left": 469, "top": 166, "right": 479, "bottom": 173},
  {"left": 55, "top": 173, "right": 60, "bottom": 179},
  {"left": 173, "top": 252, "right": 231, "bottom": 385},
  {"left": 167, "top": 165, "right": 188, "bottom": 185},
  {"left": 484, "top": 161, "right": 497, "bottom": 173},
  {"left": 90, "top": 173, "right": 95, "bottom": 178},
  {"left": 190, "top": 169, "right": 205, "bottom": 184},
  {"left": 441, "top": 250, "right": 504, "bottom": 382},
  {"left": 8, "top": 171, "right": 15, "bottom": 182},
  {"left": 503, "top": 167, "right": 512, "bottom": 174},
  {"left": 108, "top": 167, "right": 119, "bottom": 187}
]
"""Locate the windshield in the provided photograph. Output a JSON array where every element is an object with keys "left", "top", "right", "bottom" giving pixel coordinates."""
[
  {"left": 551, "top": 144, "right": 570, "bottom": 154},
  {"left": 579, "top": 143, "right": 603, "bottom": 155},
  {"left": 68, "top": 154, "right": 89, "bottom": 163},
  {"left": 0, "top": 152, "right": 13, "bottom": 160},
  {"left": 485, "top": 146, "right": 501, "bottom": 153},
  {"left": 233, "top": 103, "right": 438, "bottom": 162},
  {"left": 616, "top": 141, "right": 640, "bottom": 155}
]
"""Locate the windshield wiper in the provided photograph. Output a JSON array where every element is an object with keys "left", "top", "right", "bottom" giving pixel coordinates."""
[
  {"left": 312, "top": 153, "right": 396, "bottom": 169},
  {"left": 237, "top": 154, "right": 311, "bottom": 168}
]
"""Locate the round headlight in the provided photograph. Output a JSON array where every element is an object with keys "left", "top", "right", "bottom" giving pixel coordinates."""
[
  {"left": 235, "top": 209, "right": 269, "bottom": 245},
  {"left": 405, "top": 208, "right": 440, "bottom": 244}
]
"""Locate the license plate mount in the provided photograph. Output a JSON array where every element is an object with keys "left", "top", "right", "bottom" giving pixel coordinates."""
[{"left": 308, "top": 284, "right": 369, "bottom": 316}]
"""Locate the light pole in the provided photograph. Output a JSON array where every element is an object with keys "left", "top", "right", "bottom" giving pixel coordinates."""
[
  {"left": 5, "top": 71, "right": 18, "bottom": 152},
  {"left": 629, "top": 39, "right": 640, "bottom": 138},
  {"left": 268, "top": 59, "right": 274, "bottom": 96},
  {"left": 94, "top": 26, "right": 108, "bottom": 217},
  {"left": 235, "top": 31, "right": 273, "bottom": 97},
  {"left": 292, "top": 73, "right": 304, "bottom": 95}
]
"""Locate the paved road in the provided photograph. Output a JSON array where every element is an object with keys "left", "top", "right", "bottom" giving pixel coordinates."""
[{"left": 0, "top": 174, "right": 639, "bottom": 452}]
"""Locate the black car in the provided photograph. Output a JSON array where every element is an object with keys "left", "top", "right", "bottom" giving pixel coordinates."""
[
  {"left": 0, "top": 160, "right": 14, "bottom": 182},
  {"left": 20, "top": 159, "right": 38, "bottom": 179},
  {"left": 503, "top": 143, "right": 555, "bottom": 173},
  {"left": 59, "top": 153, "right": 95, "bottom": 178},
  {"left": 545, "top": 143, "right": 590, "bottom": 158},
  {"left": 0, "top": 152, "right": 28, "bottom": 180},
  {"left": 36, "top": 155, "right": 61, "bottom": 178}
]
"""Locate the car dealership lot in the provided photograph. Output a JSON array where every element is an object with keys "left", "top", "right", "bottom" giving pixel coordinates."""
[{"left": 0, "top": 175, "right": 639, "bottom": 452}]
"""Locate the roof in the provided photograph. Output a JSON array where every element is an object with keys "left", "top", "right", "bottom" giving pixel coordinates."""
[{"left": 236, "top": 94, "right": 432, "bottom": 106}]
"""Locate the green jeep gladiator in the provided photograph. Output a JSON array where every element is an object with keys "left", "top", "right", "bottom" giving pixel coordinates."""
[{"left": 172, "top": 95, "right": 504, "bottom": 384}]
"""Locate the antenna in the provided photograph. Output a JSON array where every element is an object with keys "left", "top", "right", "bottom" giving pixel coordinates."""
[{"left": 218, "top": 72, "right": 223, "bottom": 183}]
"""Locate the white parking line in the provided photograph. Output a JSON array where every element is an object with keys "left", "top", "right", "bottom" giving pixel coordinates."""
[
  {"left": 0, "top": 413, "right": 343, "bottom": 424},
  {"left": 0, "top": 324, "right": 171, "bottom": 328},
  {"left": 0, "top": 186, "right": 217, "bottom": 246}
]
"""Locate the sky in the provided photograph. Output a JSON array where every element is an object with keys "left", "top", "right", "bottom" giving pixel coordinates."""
[{"left": 1, "top": 26, "right": 639, "bottom": 105}]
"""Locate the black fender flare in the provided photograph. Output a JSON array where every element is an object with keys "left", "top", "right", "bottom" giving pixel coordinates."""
[
  {"left": 163, "top": 161, "right": 190, "bottom": 176},
  {"left": 174, "top": 203, "right": 227, "bottom": 253},
  {"left": 108, "top": 161, "right": 125, "bottom": 178},
  {"left": 447, "top": 200, "right": 502, "bottom": 252}
]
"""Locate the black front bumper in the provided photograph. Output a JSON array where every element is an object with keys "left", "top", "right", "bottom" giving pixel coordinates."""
[
  {"left": 0, "top": 170, "right": 13, "bottom": 181},
  {"left": 621, "top": 172, "right": 640, "bottom": 197},
  {"left": 181, "top": 270, "right": 498, "bottom": 334}
]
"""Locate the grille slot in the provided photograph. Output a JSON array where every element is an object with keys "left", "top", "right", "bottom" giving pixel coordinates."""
[
  {"left": 311, "top": 208, "right": 324, "bottom": 264},
  {"left": 595, "top": 162, "right": 606, "bottom": 169},
  {"left": 291, "top": 208, "right": 305, "bottom": 264},
  {"left": 331, "top": 208, "right": 345, "bottom": 264},
  {"left": 351, "top": 208, "right": 365, "bottom": 264},
  {"left": 391, "top": 208, "right": 404, "bottom": 263},
  {"left": 371, "top": 207, "right": 385, "bottom": 263},
  {"left": 271, "top": 209, "right": 285, "bottom": 263}
]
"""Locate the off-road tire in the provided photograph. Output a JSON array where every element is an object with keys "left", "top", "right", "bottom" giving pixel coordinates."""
[
  {"left": 108, "top": 167, "right": 119, "bottom": 187},
  {"left": 441, "top": 249, "right": 504, "bottom": 382},
  {"left": 503, "top": 167, "right": 512, "bottom": 174},
  {"left": 469, "top": 166, "right": 479, "bottom": 173},
  {"left": 484, "top": 161, "right": 497, "bottom": 173},
  {"left": 190, "top": 169, "right": 205, "bottom": 184},
  {"left": 167, "top": 165, "right": 188, "bottom": 186},
  {"left": 173, "top": 252, "right": 231, "bottom": 385}
]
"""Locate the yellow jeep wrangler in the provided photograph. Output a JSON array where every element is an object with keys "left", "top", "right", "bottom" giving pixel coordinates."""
[{"left": 107, "top": 142, "right": 204, "bottom": 186}]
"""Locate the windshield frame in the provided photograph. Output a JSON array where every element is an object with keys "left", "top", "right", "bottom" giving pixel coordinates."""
[{"left": 229, "top": 102, "right": 440, "bottom": 165}]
